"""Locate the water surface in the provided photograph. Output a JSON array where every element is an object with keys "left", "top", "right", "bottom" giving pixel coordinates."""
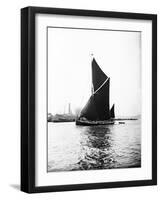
[{"left": 48, "top": 120, "right": 141, "bottom": 172}]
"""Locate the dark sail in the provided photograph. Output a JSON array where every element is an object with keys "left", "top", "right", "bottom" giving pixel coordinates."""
[
  {"left": 110, "top": 104, "right": 115, "bottom": 118},
  {"left": 92, "top": 58, "right": 108, "bottom": 92},
  {"left": 79, "top": 58, "right": 110, "bottom": 121},
  {"left": 79, "top": 96, "right": 99, "bottom": 121}
]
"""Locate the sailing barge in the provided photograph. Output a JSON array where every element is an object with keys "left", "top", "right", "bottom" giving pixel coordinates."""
[{"left": 76, "top": 57, "right": 115, "bottom": 126}]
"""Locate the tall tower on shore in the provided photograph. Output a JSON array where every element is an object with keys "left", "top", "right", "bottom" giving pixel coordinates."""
[{"left": 68, "top": 103, "right": 72, "bottom": 115}]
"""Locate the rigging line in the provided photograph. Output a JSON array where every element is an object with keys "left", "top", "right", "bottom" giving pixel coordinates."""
[{"left": 93, "top": 78, "right": 109, "bottom": 95}]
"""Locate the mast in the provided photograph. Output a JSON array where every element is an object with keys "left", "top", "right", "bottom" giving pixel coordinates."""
[{"left": 91, "top": 54, "right": 94, "bottom": 95}]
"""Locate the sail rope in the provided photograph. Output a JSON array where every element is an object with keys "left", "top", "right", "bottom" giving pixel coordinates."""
[{"left": 93, "top": 77, "right": 109, "bottom": 95}]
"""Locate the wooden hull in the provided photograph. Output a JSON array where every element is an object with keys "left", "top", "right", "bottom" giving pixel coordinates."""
[{"left": 76, "top": 119, "right": 114, "bottom": 126}]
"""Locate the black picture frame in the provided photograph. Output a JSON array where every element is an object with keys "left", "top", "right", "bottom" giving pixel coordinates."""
[{"left": 21, "top": 6, "right": 157, "bottom": 193}]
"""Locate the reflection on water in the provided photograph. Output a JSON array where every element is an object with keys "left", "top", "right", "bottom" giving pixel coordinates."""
[{"left": 48, "top": 120, "right": 141, "bottom": 172}]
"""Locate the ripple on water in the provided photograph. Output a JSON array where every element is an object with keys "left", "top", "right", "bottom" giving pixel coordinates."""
[{"left": 48, "top": 120, "right": 141, "bottom": 172}]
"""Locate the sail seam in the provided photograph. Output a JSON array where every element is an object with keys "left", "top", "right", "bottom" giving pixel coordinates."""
[{"left": 93, "top": 78, "right": 109, "bottom": 95}]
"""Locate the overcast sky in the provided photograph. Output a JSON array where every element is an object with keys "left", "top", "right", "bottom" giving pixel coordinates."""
[{"left": 48, "top": 27, "right": 141, "bottom": 117}]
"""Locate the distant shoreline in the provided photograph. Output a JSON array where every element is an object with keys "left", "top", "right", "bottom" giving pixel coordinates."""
[
  {"left": 48, "top": 118, "right": 138, "bottom": 123},
  {"left": 48, "top": 112, "right": 139, "bottom": 123},
  {"left": 112, "top": 118, "right": 138, "bottom": 121}
]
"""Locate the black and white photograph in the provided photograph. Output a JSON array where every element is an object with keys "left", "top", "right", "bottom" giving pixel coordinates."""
[
  {"left": 47, "top": 26, "right": 141, "bottom": 172},
  {"left": 21, "top": 7, "right": 157, "bottom": 193}
]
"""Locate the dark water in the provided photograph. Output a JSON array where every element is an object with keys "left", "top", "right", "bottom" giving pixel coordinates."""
[{"left": 48, "top": 120, "right": 141, "bottom": 172}]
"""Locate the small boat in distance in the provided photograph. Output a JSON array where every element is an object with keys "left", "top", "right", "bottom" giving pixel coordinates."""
[
  {"left": 119, "top": 122, "right": 125, "bottom": 124},
  {"left": 76, "top": 57, "right": 115, "bottom": 126}
]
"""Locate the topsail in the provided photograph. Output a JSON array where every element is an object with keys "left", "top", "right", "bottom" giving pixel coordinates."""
[
  {"left": 110, "top": 104, "right": 115, "bottom": 118},
  {"left": 78, "top": 58, "right": 111, "bottom": 121}
]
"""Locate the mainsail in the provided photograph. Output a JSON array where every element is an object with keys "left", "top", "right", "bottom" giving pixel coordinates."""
[
  {"left": 79, "top": 58, "right": 111, "bottom": 121},
  {"left": 110, "top": 104, "right": 115, "bottom": 118}
]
